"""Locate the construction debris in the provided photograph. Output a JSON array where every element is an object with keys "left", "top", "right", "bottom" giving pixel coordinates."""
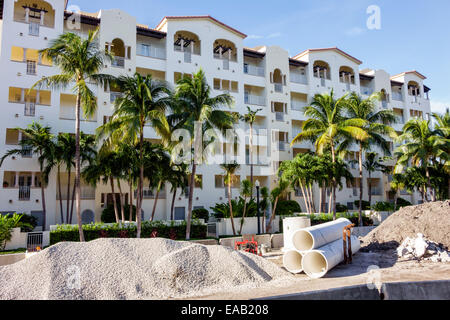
[{"left": 397, "top": 234, "right": 450, "bottom": 263}]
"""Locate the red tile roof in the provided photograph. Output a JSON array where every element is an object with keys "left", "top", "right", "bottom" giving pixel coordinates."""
[
  {"left": 292, "top": 47, "right": 363, "bottom": 65},
  {"left": 391, "top": 70, "right": 427, "bottom": 80}
]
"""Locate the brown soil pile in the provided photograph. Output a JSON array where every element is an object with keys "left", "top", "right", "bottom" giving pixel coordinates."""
[{"left": 362, "top": 201, "right": 450, "bottom": 251}]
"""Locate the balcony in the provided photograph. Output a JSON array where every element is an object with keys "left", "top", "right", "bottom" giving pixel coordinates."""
[
  {"left": 360, "top": 86, "right": 374, "bottom": 96},
  {"left": 112, "top": 57, "right": 125, "bottom": 68},
  {"left": 274, "top": 83, "right": 283, "bottom": 93},
  {"left": 290, "top": 73, "right": 308, "bottom": 85},
  {"left": 244, "top": 94, "right": 265, "bottom": 106},
  {"left": 21, "top": 146, "right": 33, "bottom": 158},
  {"left": 19, "top": 186, "right": 31, "bottom": 201},
  {"left": 29, "top": 22, "right": 40, "bottom": 36},
  {"left": 277, "top": 142, "right": 287, "bottom": 152},
  {"left": 275, "top": 112, "right": 285, "bottom": 122},
  {"left": 291, "top": 101, "right": 307, "bottom": 112},
  {"left": 24, "top": 102, "right": 36, "bottom": 117},
  {"left": 137, "top": 46, "right": 166, "bottom": 60},
  {"left": 244, "top": 64, "right": 264, "bottom": 77},
  {"left": 392, "top": 92, "right": 403, "bottom": 101}
]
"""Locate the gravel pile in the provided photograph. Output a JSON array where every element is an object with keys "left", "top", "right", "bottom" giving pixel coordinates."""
[
  {"left": 397, "top": 234, "right": 450, "bottom": 263},
  {"left": 363, "top": 201, "right": 450, "bottom": 251},
  {"left": 0, "top": 238, "right": 292, "bottom": 300}
]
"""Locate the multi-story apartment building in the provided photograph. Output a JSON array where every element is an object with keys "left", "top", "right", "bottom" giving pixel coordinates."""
[{"left": 0, "top": 0, "right": 432, "bottom": 230}]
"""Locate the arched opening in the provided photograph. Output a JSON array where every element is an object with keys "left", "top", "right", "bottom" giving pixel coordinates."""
[
  {"left": 313, "top": 61, "right": 331, "bottom": 80},
  {"left": 14, "top": 0, "right": 56, "bottom": 29},
  {"left": 107, "top": 38, "right": 128, "bottom": 68},
  {"left": 380, "top": 89, "right": 389, "bottom": 108},
  {"left": 339, "top": 66, "right": 355, "bottom": 84},
  {"left": 271, "top": 69, "right": 285, "bottom": 93},
  {"left": 273, "top": 69, "right": 283, "bottom": 84},
  {"left": 213, "top": 39, "right": 237, "bottom": 62},
  {"left": 408, "top": 81, "right": 421, "bottom": 97},
  {"left": 173, "top": 31, "right": 201, "bottom": 55},
  {"left": 81, "top": 210, "right": 95, "bottom": 224},
  {"left": 111, "top": 38, "right": 125, "bottom": 58}
]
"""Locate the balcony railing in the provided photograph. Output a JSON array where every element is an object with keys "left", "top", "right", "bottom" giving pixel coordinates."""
[
  {"left": 244, "top": 94, "right": 265, "bottom": 106},
  {"left": 290, "top": 73, "right": 308, "bottom": 85},
  {"left": 274, "top": 83, "right": 283, "bottom": 93},
  {"left": 244, "top": 64, "right": 264, "bottom": 77},
  {"left": 392, "top": 92, "right": 403, "bottom": 101},
  {"left": 19, "top": 186, "right": 31, "bottom": 201},
  {"left": 29, "top": 22, "right": 40, "bottom": 36},
  {"left": 371, "top": 187, "right": 382, "bottom": 196},
  {"left": 360, "top": 86, "right": 374, "bottom": 96},
  {"left": 21, "top": 146, "right": 33, "bottom": 158},
  {"left": 291, "top": 101, "right": 306, "bottom": 111},
  {"left": 275, "top": 112, "right": 285, "bottom": 122},
  {"left": 138, "top": 46, "right": 166, "bottom": 60},
  {"left": 24, "top": 102, "right": 36, "bottom": 117},
  {"left": 112, "top": 56, "right": 125, "bottom": 68}
]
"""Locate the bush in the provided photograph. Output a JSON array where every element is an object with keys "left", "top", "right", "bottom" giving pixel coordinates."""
[
  {"left": 336, "top": 203, "right": 348, "bottom": 213},
  {"left": 0, "top": 214, "right": 32, "bottom": 251},
  {"left": 192, "top": 208, "right": 210, "bottom": 223},
  {"left": 372, "top": 202, "right": 395, "bottom": 212},
  {"left": 50, "top": 220, "right": 207, "bottom": 245},
  {"left": 275, "top": 200, "right": 301, "bottom": 216},
  {"left": 354, "top": 200, "right": 371, "bottom": 210},
  {"left": 298, "top": 212, "right": 374, "bottom": 227},
  {"left": 19, "top": 214, "right": 38, "bottom": 232},
  {"left": 101, "top": 204, "right": 137, "bottom": 223},
  {"left": 396, "top": 198, "right": 412, "bottom": 208}
]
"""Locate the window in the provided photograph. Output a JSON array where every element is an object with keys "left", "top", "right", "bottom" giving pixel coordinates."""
[
  {"left": 141, "top": 44, "right": 150, "bottom": 57},
  {"left": 174, "top": 207, "right": 186, "bottom": 221},
  {"left": 29, "top": 22, "right": 40, "bottom": 36},
  {"left": 27, "top": 60, "right": 37, "bottom": 75}
]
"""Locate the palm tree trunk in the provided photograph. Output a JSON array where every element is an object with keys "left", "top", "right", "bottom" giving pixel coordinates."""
[
  {"left": 425, "top": 167, "right": 435, "bottom": 202},
  {"left": 110, "top": 178, "right": 119, "bottom": 224},
  {"left": 151, "top": 181, "right": 162, "bottom": 221},
  {"left": 69, "top": 182, "right": 75, "bottom": 224},
  {"left": 136, "top": 127, "right": 144, "bottom": 238},
  {"left": 249, "top": 123, "right": 254, "bottom": 199},
  {"left": 66, "top": 169, "right": 71, "bottom": 223},
  {"left": 304, "top": 184, "right": 312, "bottom": 214},
  {"left": 267, "top": 196, "right": 279, "bottom": 233},
  {"left": 300, "top": 183, "right": 310, "bottom": 214},
  {"left": 368, "top": 174, "right": 372, "bottom": 207},
  {"left": 75, "top": 91, "right": 84, "bottom": 242},
  {"left": 358, "top": 144, "right": 364, "bottom": 227},
  {"left": 129, "top": 177, "right": 133, "bottom": 222},
  {"left": 309, "top": 184, "right": 316, "bottom": 213},
  {"left": 57, "top": 165, "right": 64, "bottom": 224},
  {"left": 394, "top": 191, "right": 399, "bottom": 211},
  {"left": 328, "top": 188, "right": 332, "bottom": 215},
  {"left": 171, "top": 188, "right": 177, "bottom": 221},
  {"left": 117, "top": 179, "right": 125, "bottom": 224},
  {"left": 39, "top": 165, "right": 47, "bottom": 231},
  {"left": 239, "top": 196, "right": 248, "bottom": 235},
  {"left": 186, "top": 163, "right": 197, "bottom": 240},
  {"left": 331, "top": 144, "right": 337, "bottom": 220},
  {"left": 319, "top": 184, "right": 323, "bottom": 214}
]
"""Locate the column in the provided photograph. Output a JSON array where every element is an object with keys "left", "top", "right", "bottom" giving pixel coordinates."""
[
  {"left": 31, "top": 173, "right": 35, "bottom": 188},
  {"left": 228, "top": 49, "right": 231, "bottom": 60},
  {"left": 36, "top": 90, "right": 40, "bottom": 105},
  {"left": 21, "top": 89, "right": 25, "bottom": 103},
  {"left": 180, "top": 39, "right": 184, "bottom": 52},
  {"left": 23, "top": 48, "right": 27, "bottom": 62},
  {"left": 15, "top": 172, "right": 19, "bottom": 188},
  {"left": 40, "top": 11, "right": 45, "bottom": 25},
  {"left": 25, "top": 8, "right": 30, "bottom": 23}
]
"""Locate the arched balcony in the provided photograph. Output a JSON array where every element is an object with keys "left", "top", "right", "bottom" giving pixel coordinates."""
[
  {"left": 173, "top": 31, "right": 201, "bottom": 63},
  {"left": 339, "top": 66, "right": 355, "bottom": 87},
  {"left": 213, "top": 39, "right": 237, "bottom": 70},
  {"left": 313, "top": 61, "right": 331, "bottom": 86},
  {"left": 408, "top": 81, "right": 421, "bottom": 102},
  {"left": 14, "top": 0, "right": 56, "bottom": 35},
  {"left": 106, "top": 38, "right": 131, "bottom": 68},
  {"left": 380, "top": 89, "right": 389, "bottom": 109},
  {"left": 271, "top": 69, "right": 286, "bottom": 93}
]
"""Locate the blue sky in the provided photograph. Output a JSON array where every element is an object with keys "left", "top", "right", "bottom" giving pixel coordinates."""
[{"left": 70, "top": 0, "right": 450, "bottom": 113}]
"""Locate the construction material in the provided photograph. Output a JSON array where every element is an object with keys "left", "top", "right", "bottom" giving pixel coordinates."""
[
  {"left": 0, "top": 238, "right": 292, "bottom": 300},
  {"left": 282, "top": 250, "right": 304, "bottom": 274},
  {"left": 302, "top": 236, "right": 361, "bottom": 279},
  {"left": 292, "top": 218, "right": 352, "bottom": 252},
  {"left": 397, "top": 234, "right": 450, "bottom": 263},
  {"left": 235, "top": 236, "right": 259, "bottom": 255},
  {"left": 282, "top": 217, "right": 311, "bottom": 251},
  {"left": 363, "top": 201, "right": 450, "bottom": 251},
  {"left": 343, "top": 224, "right": 356, "bottom": 264}
]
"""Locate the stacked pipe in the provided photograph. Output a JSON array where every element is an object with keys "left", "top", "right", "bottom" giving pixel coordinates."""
[{"left": 282, "top": 218, "right": 361, "bottom": 278}]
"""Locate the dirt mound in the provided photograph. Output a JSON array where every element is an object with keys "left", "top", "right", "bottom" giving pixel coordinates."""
[
  {"left": 0, "top": 238, "right": 291, "bottom": 300},
  {"left": 362, "top": 201, "right": 450, "bottom": 252}
]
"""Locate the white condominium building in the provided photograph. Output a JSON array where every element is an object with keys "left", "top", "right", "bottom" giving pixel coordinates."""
[{"left": 0, "top": 0, "right": 432, "bottom": 230}]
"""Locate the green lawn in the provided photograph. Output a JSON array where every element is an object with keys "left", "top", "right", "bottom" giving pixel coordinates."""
[{"left": 0, "top": 249, "right": 26, "bottom": 255}]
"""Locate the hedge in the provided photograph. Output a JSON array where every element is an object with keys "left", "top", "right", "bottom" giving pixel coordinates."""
[{"left": 50, "top": 220, "right": 207, "bottom": 245}]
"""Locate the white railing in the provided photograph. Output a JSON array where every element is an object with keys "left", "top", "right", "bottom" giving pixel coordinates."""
[
  {"left": 275, "top": 112, "right": 285, "bottom": 122},
  {"left": 291, "top": 101, "right": 306, "bottom": 111},
  {"left": 21, "top": 146, "right": 33, "bottom": 158},
  {"left": 19, "top": 186, "right": 31, "bottom": 201},
  {"left": 138, "top": 46, "right": 166, "bottom": 59},
  {"left": 29, "top": 22, "right": 40, "bottom": 36},
  {"left": 360, "top": 86, "right": 374, "bottom": 96},
  {"left": 274, "top": 83, "right": 283, "bottom": 93},
  {"left": 244, "top": 64, "right": 264, "bottom": 77},
  {"left": 112, "top": 56, "right": 125, "bottom": 68},
  {"left": 244, "top": 94, "right": 265, "bottom": 106},
  {"left": 392, "top": 92, "right": 403, "bottom": 101},
  {"left": 110, "top": 92, "right": 123, "bottom": 103},
  {"left": 24, "top": 102, "right": 36, "bottom": 116},
  {"left": 290, "top": 73, "right": 308, "bottom": 84}
]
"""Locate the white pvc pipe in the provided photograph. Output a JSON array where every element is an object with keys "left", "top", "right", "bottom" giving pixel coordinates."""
[
  {"left": 292, "top": 218, "right": 352, "bottom": 252},
  {"left": 282, "top": 217, "right": 311, "bottom": 252},
  {"left": 302, "top": 236, "right": 361, "bottom": 279},
  {"left": 282, "top": 250, "right": 304, "bottom": 274}
]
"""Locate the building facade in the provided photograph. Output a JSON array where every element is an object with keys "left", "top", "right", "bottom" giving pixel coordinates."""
[{"left": 0, "top": 0, "right": 432, "bottom": 230}]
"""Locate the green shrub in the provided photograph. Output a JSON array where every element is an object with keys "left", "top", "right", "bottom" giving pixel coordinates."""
[
  {"left": 19, "top": 214, "right": 38, "bottom": 232},
  {"left": 336, "top": 203, "right": 349, "bottom": 213},
  {"left": 354, "top": 200, "right": 371, "bottom": 210},
  {"left": 210, "top": 198, "right": 257, "bottom": 219},
  {"left": 101, "top": 204, "right": 137, "bottom": 223},
  {"left": 372, "top": 202, "right": 395, "bottom": 212},
  {"left": 192, "top": 208, "right": 210, "bottom": 223},
  {"left": 50, "top": 221, "right": 207, "bottom": 245},
  {"left": 0, "top": 214, "right": 32, "bottom": 251},
  {"left": 296, "top": 212, "right": 373, "bottom": 227},
  {"left": 275, "top": 200, "right": 301, "bottom": 216},
  {"left": 396, "top": 198, "right": 412, "bottom": 208}
]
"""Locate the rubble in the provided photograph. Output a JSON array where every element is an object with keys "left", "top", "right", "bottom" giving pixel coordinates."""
[{"left": 397, "top": 234, "right": 450, "bottom": 263}]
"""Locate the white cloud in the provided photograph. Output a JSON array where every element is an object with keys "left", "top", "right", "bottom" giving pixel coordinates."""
[
  {"left": 267, "top": 32, "right": 282, "bottom": 39},
  {"left": 346, "top": 27, "right": 365, "bottom": 37},
  {"left": 430, "top": 100, "right": 450, "bottom": 114},
  {"left": 247, "top": 34, "right": 263, "bottom": 40}
]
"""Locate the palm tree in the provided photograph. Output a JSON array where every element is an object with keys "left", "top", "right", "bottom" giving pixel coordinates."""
[
  {"left": 433, "top": 109, "right": 450, "bottom": 140},
  {"left": 363, "top": 152, "right": 389, "bottom": 206},
  {"left": 56, "top": 133, "right": 75, "bottom": 224},
  {"left": 395, "top": 119, "right": 449, "bottom": 202},
  {"left": 267, "top": 179, "right": 290, "bottom": 233},
  {"left": 291, "top": 91, "right": 368, "bottom": 218},
  {"left": 240, "top": 107, "right": 262, "bottom": 195},
  {"left": 98, "top": 73, "right": 171, "bottom": 238},
  {"left": 390, "top": 174, "right": 406, "bottom": 211},
  {"left": 344, "top": 92, "right": 396, "bottom": 225},
  {"left": 220, "top": 162, "right": 241, "bottom": 236},
  {"left": 239, "top": 179, "right": 253, "bottom": 235},
  {"left": 174, "top": 69, "right": 235, "bottom": 240},
  {"left": 1, "top": 123, "right": 54, "bottom": 231},
  {"left": 33, "top": 30, "right": 113, "bottom": 241},
  {"left": 167, "top": 163, "right": 189, "bottom": 221}
]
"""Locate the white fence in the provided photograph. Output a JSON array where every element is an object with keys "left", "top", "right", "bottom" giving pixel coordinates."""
[
  {"left": 209, "top": 216, "right": 280, "bottom": 237},
  {"left": 4, "top": 228, "right": 50, "bottom": 251}
]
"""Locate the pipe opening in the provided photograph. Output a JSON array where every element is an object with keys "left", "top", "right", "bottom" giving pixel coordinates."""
[
  {"left": 292, "top": 230, "right": 314, "bottom": 252},
  {"left": 283, "top": 250, "right": 303, "bottom": 274},
  {"left": 302, "top": 251, "right": 328, "bottom": 279}
]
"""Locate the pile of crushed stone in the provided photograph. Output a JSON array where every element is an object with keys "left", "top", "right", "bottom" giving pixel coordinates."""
[
  {"left": 397, "top": 233, "right": 450, "bottom": 263},
  {"left": 0, "top": 238, "right": 292, "bottom": 300},
  {"left": 363, "top": 201, "right": 450, "bottom": 252}
]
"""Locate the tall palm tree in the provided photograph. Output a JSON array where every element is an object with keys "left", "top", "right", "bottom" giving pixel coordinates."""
[
  {"left": 390, "top": 174, "right": 406, "bottom": 211},
  {"left": 395, "top": 119, "right": 449, "bottom": 202},
  {"left": 33, "top": 30, "right": 113, "bottom": 241},
  {"left": 239, "top": 179, "right": 253, "bottom": 235},
  {"left": 220, "top": 162, "right": 240, "bottom": 236},
  {"left": 240, "top": 107, "right": 262, "bottom": 196},
  {"left": 1, "top": 123, "right": 54, "bottom": 231},
  {"left": 267, "top": 179, "right": 290, "bottom": 233},
  {"left": 56, "top": 133, "right": 75, "bottom": 224},
  {"left": 433, "top": 109, "right": 450, "bottom": 140},
  {"left": 98, "top": 73, "right": 171, "bottom": 238},
  {"left": 291, "top": 91, "right": 368, "bottom": 218},
  {"left": 174, "top": 69, "right": 235, "bottom": 240},
  {"left": 167, "top": 163, "right": 189, "bottom": 221},
  {"left": 344, "top": 92, "right": 396, "bottom": 226},
  {"left": 363, "top": 152, "right": 389, "bottom": 206}
]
